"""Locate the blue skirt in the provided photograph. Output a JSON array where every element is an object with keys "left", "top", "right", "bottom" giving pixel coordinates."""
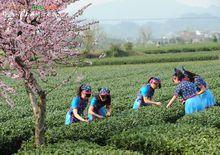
[
  {"left": 185, "top": 96, "right": 205, "bottom": 114},
  {"left": 133, "top": 98, "right": 150, "bottom": 110},
  {"left": 88, "top": 107, "right": 106, "bottom": 122},
  {"left": 200, "top": 89, "right": 216, "bottom": 108},
  {"left": 65, "top": 111, "right": 79, "bottom": 125}
]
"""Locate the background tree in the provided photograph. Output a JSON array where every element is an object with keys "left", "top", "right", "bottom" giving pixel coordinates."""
[
  {"left": 83, "top": 28, "right": 96, "bottom": 54},
  {"left": 82, "top": 25, "right": 107, "bottom": 53},
  {"left": 123, "top": 41, "right": 133, "bottom": 52},
  {"left": 213, "top": 35, "right": 218, "bottom": 43},
  {"left": 0, "top": 0, "right": 95, "bottom": 146},
  {"left": 138, "top": 26, "right": 152, "bottom": 47},
  {"left": 93, "top": 25, "right": 108, "bottom": 50}
]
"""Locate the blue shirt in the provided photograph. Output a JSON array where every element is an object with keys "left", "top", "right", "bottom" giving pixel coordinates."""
[
  {"left": 136, "top": 84, "right": 155, "bottom": 102},
  {"left": 174, "top": 80, "right": 197, "bottom": 100},
  {"left": 195, "top": 76, "right": 207, "bottom": 87},
  {"left": 70, "top": 96, "right": 88, "bottom": 116}
]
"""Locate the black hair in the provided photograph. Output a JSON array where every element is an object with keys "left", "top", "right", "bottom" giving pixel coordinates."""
[
  {"left": 77, "top": 84, "right": 84, "bottom": 96},
  {"left": 96, "top": 93, "right": 111, "bottom": 103},
  {"left": 158, "top": 83, "right": 161, "bottom": 89},
  {"left": 147, "top": 77, "right": 154, "bottom": 83},
  {"left": 98, "top": 88, "right": 102, "bottom": 92},
  {"left": 147, "top": 77, "right": 161, "bottom": 89},
  {"left": 182, "top": 66, "right": 198, "bottom": 82},
  {"left": 173, "top": 68, "right": 185, "bottom": 81}
]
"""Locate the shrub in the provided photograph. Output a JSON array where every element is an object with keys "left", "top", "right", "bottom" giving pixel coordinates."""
[
  {"left": 123, "top": 42, "right": 133, "bottom": 52},
  {"left": 177, "top": 106, "right": 220, "bottom": 128},
  {"left": 17, "top": 140, "right": 140, "bottom": 155},
  {"left": 109, "top": 124, "right": 220, "bottom": 154},
  {"left": 106, "top": 44, "right": 129, "bottom": 57}
]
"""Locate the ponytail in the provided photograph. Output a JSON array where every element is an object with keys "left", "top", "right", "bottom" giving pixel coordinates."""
[{"left": 182, "top": 66, "right": 198, "bottom": 82}]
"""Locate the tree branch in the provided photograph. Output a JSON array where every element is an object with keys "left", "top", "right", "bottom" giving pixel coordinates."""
[{"left": 46, "top": 67, "right": 77, "bottom": 95}]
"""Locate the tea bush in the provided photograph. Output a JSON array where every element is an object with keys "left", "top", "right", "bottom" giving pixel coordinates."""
[
  {"left": 0, "top": 59, "right": 219, "bottom": 154},
  {"left": 17, "top": 140, "right": 140, "bottom": 155},
  {"left": 109, "top": 124, "right": 220, "bottom": 154}
]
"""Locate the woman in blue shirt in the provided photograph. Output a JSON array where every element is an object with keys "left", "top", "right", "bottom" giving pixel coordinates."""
[
  {"left": 88, "top": 88, "right": 111, "bottom": 122},
  {"left": 65, "top": 84, "right": 92, "bottom": 125},
  {"left": 133, "top": 77, "right": 162, "bottom": 110},
  {"left": 166, "top": 69, "right": 205, "bottom": 114},
  {"left": 182, "top": 67, "right": 216, "bottom": 108}
]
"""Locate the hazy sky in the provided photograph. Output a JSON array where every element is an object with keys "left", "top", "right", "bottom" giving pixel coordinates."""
[{"left": 66, "top": 0, "right": 220, "bottom": 23}]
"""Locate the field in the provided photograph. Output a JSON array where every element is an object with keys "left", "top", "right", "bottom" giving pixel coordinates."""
[
  {"left": 134, "top": 42, "right": 220, "bottom": 54},
  {"left": 0, "top": 51, "right": 220, "bottom": 154}
]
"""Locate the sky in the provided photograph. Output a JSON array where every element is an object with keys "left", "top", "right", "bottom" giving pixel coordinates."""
[{"left": 66, "top": 0, "right": 220, "bottom": 23}]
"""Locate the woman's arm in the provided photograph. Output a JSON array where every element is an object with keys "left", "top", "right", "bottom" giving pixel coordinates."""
[
  {"left": 166, "top": 95, "right": 178, "bottom": 108},
  {"left": 73, "top": 109, "right": 89, "bottom": 123},
  {"left": 88, "top": 106, "right": 104, "bottom": 119},
  {"left": 143, "top": 97, "right": 162, "bottom": 106},
  {"left": 196, "top": 86, "right": 206, "bottom": 95}
]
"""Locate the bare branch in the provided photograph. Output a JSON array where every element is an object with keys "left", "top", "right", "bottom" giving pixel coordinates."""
[{"left": 46, "top": 67, "right": 78, "bottom": 95}]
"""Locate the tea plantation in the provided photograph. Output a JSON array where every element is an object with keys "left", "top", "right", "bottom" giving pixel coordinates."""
[{"left": 0, "top": 53, "right": 220, "bottom": 154}]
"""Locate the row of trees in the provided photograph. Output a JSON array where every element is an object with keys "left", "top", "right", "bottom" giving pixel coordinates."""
[
  {"left": 81, "top": 25, "right": 152, "bottom": 53},
  {"left": 82, "top": 26, "right": 219, "bottom": 54}
]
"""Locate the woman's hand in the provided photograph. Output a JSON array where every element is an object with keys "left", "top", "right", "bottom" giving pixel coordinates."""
[
  {"left": 166, "top": 104, "right": 172, "bottom": 108},
  {"left": 106, "top": 112, "right": 111, "bottom": 117},
  {"left": 166, "top": 95, "right": 177, "bottom": 108},
  {"left": 84, "top": 119, "right": 90, "bottom": 124},
  {"left": 166, "top": 102, "right": 173, "bottom": 108},
  {"left": 98, "top": 115, "right": 104, "bottom": 119},
  {"left": 155, "top": 102, "right": 162, "bottom": 106}
]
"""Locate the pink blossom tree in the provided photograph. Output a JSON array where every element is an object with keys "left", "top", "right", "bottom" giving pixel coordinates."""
[{"left": 0, "top": 0, "right": 95, "bottom": 146}]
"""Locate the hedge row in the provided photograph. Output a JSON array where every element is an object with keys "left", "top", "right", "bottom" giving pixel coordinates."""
[
  {"left": 109, "top": 124, "right": 220, "bottom": 154},
  {"left": 135, "top": 43, "right": 220, "bottom": 54},
  {"left": 45, "top": 105, "right": 184, "bottom": 145},
  {"left": 17, "top": 140, "right": 140, "bottom": 155},
  {"left": 177, "top": 106, "right": 220, "bottom": 128},
  {"left": 91, "top": 51, "right": 219, "bottom": 66},
  {"left": 0, "top": 117, "right": 34, "bottom": 155},
  {"left": 0, "top": 102, "right": 184, "bottom": 154}
]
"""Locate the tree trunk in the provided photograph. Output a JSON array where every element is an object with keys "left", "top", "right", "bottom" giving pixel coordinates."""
[
  {"left": 27, "top": 89, "right": 38, "bottom": 116},
  {"left": 24, "top": 77, "right": 47, "bottom": 147},
  {"left": 35, "top": 90, "right": 46, "bottom": 146},
  {"left": 15, "top": 56, "right": 47, "bottom": 146}
]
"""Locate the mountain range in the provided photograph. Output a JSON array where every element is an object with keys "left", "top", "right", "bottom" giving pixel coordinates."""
[{"left": 100, "top": 13, "right": 220, "bottom": 40}]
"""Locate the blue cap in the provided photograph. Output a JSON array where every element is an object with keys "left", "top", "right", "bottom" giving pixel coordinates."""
[
  {"left": 99, "top": 87, "right": 110, "bottom": 95},
  {"left": 81, "top": 84, "right": 92, "bottom": 92}
]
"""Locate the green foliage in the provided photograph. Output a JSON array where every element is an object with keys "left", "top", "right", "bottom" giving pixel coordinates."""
[
  {"left": 45, "top": 108, "right": 167, "bottom": 145},
  {"left": 105, "top": 44, "right": 129, "bottom": 57},
  {"left": 135, "top": 42, "right": 220, "bottom": 54},
  {"left": 212, "top": 35, "right": 218, "bottom": 43},
  {"left": 82, "top": 29, "right": 96, "bottom": 54},
  {"left": 0, "top": 58, "right": 219, "bottom": 154},
  {"left": 123, "top": 42, "right": 133, "bottom": 52},
  {"left": 17, "top": 140, "right": 140, "bottom": 155},
  {"left": 109, "top": 124, "right": 220, "bottom": 154},
  {"left": 0, "top": 117, "right": 34, "bottom": 155},
  {"left": 177, "top": 106, "right": 220, "bottom": 128},
  {"left": 92, "top": 51, "right": 220, "bottom": 66}
]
